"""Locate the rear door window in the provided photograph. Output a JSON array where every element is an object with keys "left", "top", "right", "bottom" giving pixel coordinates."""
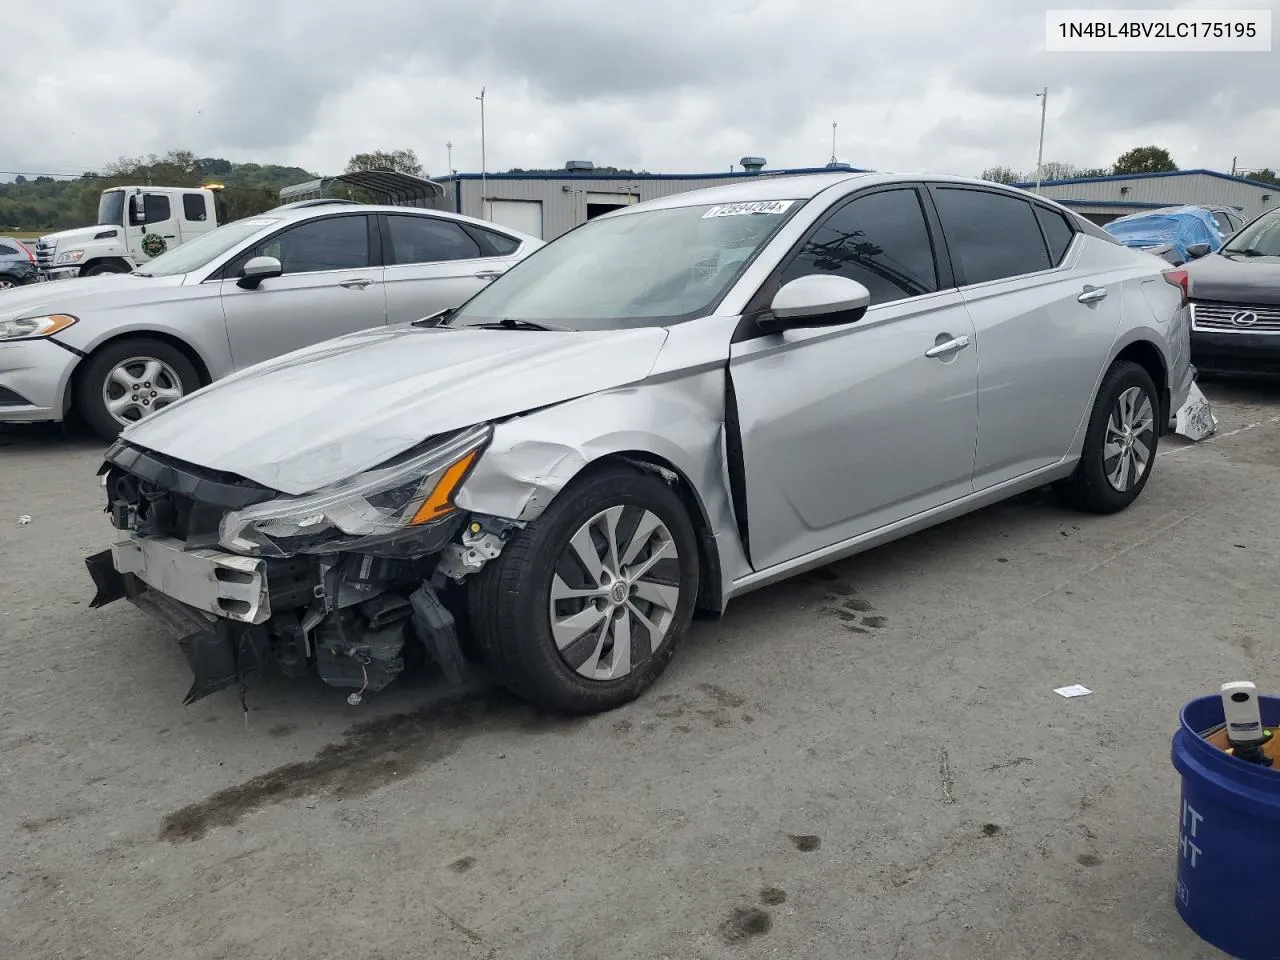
[
  {"left": 932, "top": 188, "right": 1052, "bottom": 285},
  {"left": 182, "top": 193, "right": 208, "bottom": 222},
  {"left": 386, "top": 215, "right": 482, "bottom": 264}
]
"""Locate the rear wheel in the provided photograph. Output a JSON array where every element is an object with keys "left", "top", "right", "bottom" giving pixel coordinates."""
[
  {"left": 469, "top": 464, "right": 700, "bottom": 714},
  {"left": 1054, "top": 360, "right": 1159, "bottom": 514},
  {"left": 77, "top": 338, "right": 201, "bottom": 440},
  {"left": 0, "top": 277, "right": 15, "bottom": 290}
]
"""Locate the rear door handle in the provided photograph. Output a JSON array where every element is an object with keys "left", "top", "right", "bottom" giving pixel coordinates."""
[
  {"left": 1078, "top": 286, "right": 1108, "bottom": 303},
  {"left": 925, "top": 334, "right": 971, "bottom": 359},
  {"left": 475, "top": 269, "right": 504, "bottom": 281},
  {"left": 340, "top": 278, "right": 373, "bottom": 289}
]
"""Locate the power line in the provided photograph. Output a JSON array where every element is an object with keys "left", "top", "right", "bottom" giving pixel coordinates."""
[{"left": 0, "top": 170, "right": 104, "bottom": 179}]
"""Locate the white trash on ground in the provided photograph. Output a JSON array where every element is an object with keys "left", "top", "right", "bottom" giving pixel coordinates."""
[
  {"left": 16, "top": 515, "right": 31, "bottom": 526},
  {"left": 1054, "top": 684, "right": 1093, "bottom": 698},
  {"left": 1176, "top": 382, "right": 1218, "bottom": 441}
]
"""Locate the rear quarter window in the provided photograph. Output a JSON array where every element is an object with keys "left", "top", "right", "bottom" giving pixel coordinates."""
[{"left": 1033, "top": 206, "right": 1075, "bottom": 265}]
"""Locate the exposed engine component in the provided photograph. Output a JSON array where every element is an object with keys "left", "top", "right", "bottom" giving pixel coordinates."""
[
  {"left": 436, "top": 517, "right": 521, "bottom": 581},
  {"left": 314, "top": 599, "right": 413, "bottom": 694}
]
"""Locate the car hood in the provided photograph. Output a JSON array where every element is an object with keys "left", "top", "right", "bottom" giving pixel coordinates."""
[
  {"left": 1185, "top": 253, "right": 1280, "bottom": 305},
  {"left": 0, "top": 273, "right": 186, "bottom": 320},
  {"left": 40, "top": 225, "right": 116, "bottom": 246},
  {"left": 119, "top": 323, "right": 672, "bottom": 495}
]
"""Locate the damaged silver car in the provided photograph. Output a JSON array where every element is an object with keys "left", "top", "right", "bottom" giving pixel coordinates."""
[{"left": 85, "top": 172, "right": 1194, "bottom": 713}]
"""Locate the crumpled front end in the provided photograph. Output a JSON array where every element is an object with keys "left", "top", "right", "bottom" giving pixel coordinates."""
[{"left": 84, "top": 429, "right": 521, "bottom": 705}]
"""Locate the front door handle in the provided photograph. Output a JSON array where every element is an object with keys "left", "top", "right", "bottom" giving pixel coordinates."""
[
  {"left": 925, "top": 334, "right": 971, "bottom": 359},
  {"left": 475, "top": 270, "right": 504, "bottom": 281},
  {"left": 1078, "top": 286, "right": 1108, "bottom": 303},
  {"left": 339, "top": 278, "right": 373, "bottom": 289}
]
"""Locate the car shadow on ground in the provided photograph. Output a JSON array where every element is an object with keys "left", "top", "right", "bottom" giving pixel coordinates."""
[{"left": 0, "top": 421, "right": 106, "bottom": 454}]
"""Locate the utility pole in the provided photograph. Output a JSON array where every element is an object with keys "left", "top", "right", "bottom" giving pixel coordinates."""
[
  {"left": 830, "top": 122, "right": 838, "bottom": 164},
  {"left": 1231, "top": 156, "right": 1238, "bottom": 176},
  {"left": 446, "top": 141, "right": 452, "bottom": 176},
  {"left": 476, "top": 87, "right": 487, "bottom": 219},
  {"left": 1034, "top": 86, "right": 1048, "bottom": 194}
]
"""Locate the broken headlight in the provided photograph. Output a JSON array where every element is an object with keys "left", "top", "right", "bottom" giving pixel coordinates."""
[{"left": 218, "top": 424, "right": 492, "bottom": 557}]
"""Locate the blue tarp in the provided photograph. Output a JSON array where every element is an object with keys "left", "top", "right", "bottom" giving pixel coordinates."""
[{"left": 1103, "top": 205, "right": 1225, "bottom": 263}]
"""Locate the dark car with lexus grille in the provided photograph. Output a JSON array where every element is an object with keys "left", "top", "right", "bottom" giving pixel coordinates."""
[{"left": 1186, "top": 209, "right": 1280, "bottom": 376}]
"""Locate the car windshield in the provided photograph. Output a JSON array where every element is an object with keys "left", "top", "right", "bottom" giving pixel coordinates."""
[
  {"left": 1222, "top": 213, "right": 1280, "bottom": 257},
  {"left": 446, "top": 200, "right": 802, "bottom": 330},
  {"left": 135, "top": 217, "right": 282, "bottom": 277},
  {"left": 98, "top": 190, "right": 125, "bottom": 227}
]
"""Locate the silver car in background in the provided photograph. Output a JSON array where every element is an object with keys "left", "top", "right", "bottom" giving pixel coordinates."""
[
  {"left": 0, "top": 203, "right": 541, "bottom": 438},
  {"left": 85, "top": 172, "right": 1192, "bottom": 714}
]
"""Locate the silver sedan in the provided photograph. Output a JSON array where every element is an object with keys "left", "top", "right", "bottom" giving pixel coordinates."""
[
  {"left": 86, "top": 171, "right": 1193, "bottom": 714},
  {"left": 0, "top": 203, "right": 540, "bottom": 438}
]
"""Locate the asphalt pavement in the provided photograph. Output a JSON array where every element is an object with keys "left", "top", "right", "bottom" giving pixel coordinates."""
[{"left": 3, "top": 379, "right": 1278, "bottom": 960}]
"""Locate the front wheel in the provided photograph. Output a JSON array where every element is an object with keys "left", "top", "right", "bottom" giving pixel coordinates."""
[
  {"left": 76, "top": 338, "right": 201, "bottom": 441},
  {"left": 1054, "top": 360, "right": 1160, "bottom": 514},
  {"left": 469, "top": 464, "right": 700, "bottom": 714},
  {"left": 81, "top": 261, "right": 130, "bottom": 278}
]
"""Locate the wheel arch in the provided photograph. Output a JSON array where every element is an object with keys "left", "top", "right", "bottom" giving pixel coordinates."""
[
  {"left": 581, "top": 450, "right": 724, "bottom": 616},
  {"left": 79, "top": 256, "right": 134, "bottom": 277},
  {"left": 1112, "top": 337, "right": 1169, "bottom": 429},
  {"left": 68, "top": 330, "right": 213, "bottom": 415}
]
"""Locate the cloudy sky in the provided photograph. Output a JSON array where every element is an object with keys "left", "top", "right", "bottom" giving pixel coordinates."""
[{"left": 5, "top": 0, "right": 1277, "bottom": 181}]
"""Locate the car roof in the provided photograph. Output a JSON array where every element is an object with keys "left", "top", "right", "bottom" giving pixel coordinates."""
[
  {"left": 610, "top": 171, "right": 1085, "bottom": 217},
  {"left": 259, "top": 202, "right": 539, "bottom": 241}
]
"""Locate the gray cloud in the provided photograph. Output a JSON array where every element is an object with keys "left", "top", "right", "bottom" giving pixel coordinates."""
[{"left": 3, "top": 0, "right": 1276, "bottom": 181}]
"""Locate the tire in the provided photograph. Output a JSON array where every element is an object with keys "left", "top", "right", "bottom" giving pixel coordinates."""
[
  {"left": 468, "top": 463, "right": 700, "bottom": 715},
  {"left": 76, "top": 338, "right": 202, "bottom": 441},
  {"left": 82, "top": 261, "right": 130, "bottom": 277},
  {"left": 1054, "top": 360, "right": 1160, "bottom": 514}
]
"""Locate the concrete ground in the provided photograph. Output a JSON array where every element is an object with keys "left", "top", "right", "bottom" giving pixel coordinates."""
[{"left": 2, "top": 380, "right": 1277, "bottom": 960}]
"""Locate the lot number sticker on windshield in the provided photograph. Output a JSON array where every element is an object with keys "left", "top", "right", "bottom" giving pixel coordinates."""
[{"left": 702, "top": 200, "right": 794, "bottom": 218}]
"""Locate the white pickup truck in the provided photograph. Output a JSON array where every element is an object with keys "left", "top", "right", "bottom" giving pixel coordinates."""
[{"left": 35, "top": 185, "right": 228, "bottom": 280}]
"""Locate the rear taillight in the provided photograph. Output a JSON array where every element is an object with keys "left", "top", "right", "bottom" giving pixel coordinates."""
[
  {"left": 1163, "top": 269, "right": 1189, "bottom": 308},
  {"left": 19, "top": 241, "right": 34, "bottom": 263}
]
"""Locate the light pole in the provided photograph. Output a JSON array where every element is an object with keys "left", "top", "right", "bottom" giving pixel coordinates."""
[
  {"left": 446, "top": 141, "right": 452, "bottom": 176},
  {"left": 830, "top": 121, "right": 838, "bottom": 164},
  {"left": 476, "top": 87, "right": 486, "bottom": 219},
  {"left": 1034, "top": 86, "right": 1048, "bottom": 194}
]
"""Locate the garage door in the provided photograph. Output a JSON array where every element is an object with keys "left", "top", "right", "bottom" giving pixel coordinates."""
[{"left": 485, "top": 200, "right": 543, "bottom": 239}]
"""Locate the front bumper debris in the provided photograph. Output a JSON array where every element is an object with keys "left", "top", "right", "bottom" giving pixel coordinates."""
[
  {"left": 109, "top": 536, "right": 272, "bottom": 623},
  {"left": 85, "top": 445, "right": 515, "bottom": 705}
]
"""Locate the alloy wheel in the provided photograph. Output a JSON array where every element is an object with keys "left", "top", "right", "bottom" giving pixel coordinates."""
[
  {"left": 0, "top": 279, "right": 14, "bottom": 289},
  {"left": 1103, "top": 385, "right": 1155, "bottom": 492},
  {"left": 102, "top": 356, "right": 185, "bottom": 425},
  {"left": 549, "top": 505, "right": 682, "bottom": 681}
]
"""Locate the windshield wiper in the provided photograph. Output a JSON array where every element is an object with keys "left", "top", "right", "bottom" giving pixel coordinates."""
[
  {"left": 1223, "top": 247, "right": 1268, "bottom": 257},
  {"left": 473, "top": 318, "right": 567, "bottom": 332}
]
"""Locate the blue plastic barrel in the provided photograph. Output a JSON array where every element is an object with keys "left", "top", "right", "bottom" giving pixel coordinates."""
[{"left": 1171, "top": 694, "right": 1280, "bottom": 959}]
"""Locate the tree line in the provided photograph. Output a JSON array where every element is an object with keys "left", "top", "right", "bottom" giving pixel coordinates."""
[
  {"left": 981, "top": 145, "right": 1278, "bottom": 186},
  {"left": 0, "top": 151, "right": 320, "bottom": 231}
]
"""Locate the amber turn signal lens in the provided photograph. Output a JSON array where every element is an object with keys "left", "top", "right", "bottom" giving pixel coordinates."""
[{"left": 409, "top": 449, "right": 480, "bottom": 525}]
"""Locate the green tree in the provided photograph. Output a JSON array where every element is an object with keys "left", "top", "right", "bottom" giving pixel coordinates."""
[
  {"left": 1113, "top": 146, "right": 1178, "bottom": 175},
  {"left": 980, "top": 166, "right": 1024, "bottom": 184},
  {"left": 1244, "top": 168, "right": 1278, "bottom": 185},
  {"left": 344, "top": 149, "right": 424, "bottom": 177}
]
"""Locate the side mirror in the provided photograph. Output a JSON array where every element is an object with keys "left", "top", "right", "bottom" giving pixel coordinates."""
[
  {"left": 1186, "top": 243, "right": 1211, "bottom": 259},
  {"left": 758, "top": 275, "right": 871, "bottom": 333},
  {"left": 128, "top": 195, "right": 146, "bottom": 226},
  {"left": 237, "top": 256, "right": 283, "bottom": 289}
]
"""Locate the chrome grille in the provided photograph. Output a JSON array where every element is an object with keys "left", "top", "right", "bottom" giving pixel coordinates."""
[
  {"left": 34, "top": 237, "right": 56, "bottom": 271},
  {"left": 1191, "top": 301, "right": 1280, "bottom": 333}
]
